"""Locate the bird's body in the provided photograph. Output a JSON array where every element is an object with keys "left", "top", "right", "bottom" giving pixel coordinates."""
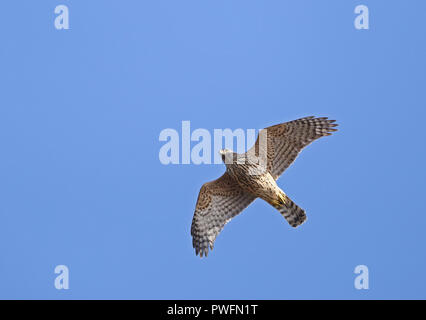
[
  {"left": 226, "top": 156, "right": 282, "bottom": 207},
  {"left": 190, "top": 116, "right": 338, "bottom": 257}
]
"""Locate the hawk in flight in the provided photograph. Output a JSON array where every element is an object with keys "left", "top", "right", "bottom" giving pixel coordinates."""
[{"left": 190, "top": 116, "right": 338, "bottom": 257}]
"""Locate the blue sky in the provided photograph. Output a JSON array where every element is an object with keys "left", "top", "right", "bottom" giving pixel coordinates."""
[{"left": 0, "top": 1, "right": 425, "bottom": 299}]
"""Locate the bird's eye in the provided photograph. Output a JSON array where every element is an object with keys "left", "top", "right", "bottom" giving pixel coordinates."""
[{"left": 221, "top": 154, "right": 225, "bottom": 162}]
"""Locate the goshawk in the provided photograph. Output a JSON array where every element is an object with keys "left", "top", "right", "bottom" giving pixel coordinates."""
[{"left": 190, "top": 116, "right": 338, "bottom": 257}]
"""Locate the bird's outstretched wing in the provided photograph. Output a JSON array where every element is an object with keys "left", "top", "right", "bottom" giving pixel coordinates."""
[
  {"left": 247, "top": 116, "right": 338, "bottom": 179},
  {"left": 191, "top": 172, "right": 255, "bottom": 257}
]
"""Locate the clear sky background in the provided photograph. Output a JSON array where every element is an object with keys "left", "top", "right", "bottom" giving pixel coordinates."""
[{"left": 0, "top": 1, "right": 425, "bottom": 299}]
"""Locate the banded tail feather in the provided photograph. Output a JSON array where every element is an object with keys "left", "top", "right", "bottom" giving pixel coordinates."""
[{"left": 276, "top": 194, "right": 307, "bottom": 227}]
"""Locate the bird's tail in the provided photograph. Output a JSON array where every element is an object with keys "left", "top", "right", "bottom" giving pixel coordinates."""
[{"left": 273, "top": 192, "right": 307, "bottom": 227}]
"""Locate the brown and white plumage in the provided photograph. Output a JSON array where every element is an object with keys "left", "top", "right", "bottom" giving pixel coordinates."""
[
  {"left": 190, "top": 116, "right": 338, "bottom": 257},
  {"left": 190, "top": 173, "right": 256, "bottom": 257}
]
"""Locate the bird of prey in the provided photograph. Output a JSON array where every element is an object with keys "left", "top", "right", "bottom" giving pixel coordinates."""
[{"left": 190, "top": 116, "right": 338, "bottom": 257}]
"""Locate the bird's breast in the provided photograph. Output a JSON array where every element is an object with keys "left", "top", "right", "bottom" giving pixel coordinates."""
[{"left": 228, "top": 164, "right": 277, "bottom": 198}]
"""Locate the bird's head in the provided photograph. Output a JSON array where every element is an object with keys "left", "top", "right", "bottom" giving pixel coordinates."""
[{"left": 219, "top": 149, "right": 234, "bottom": 164}]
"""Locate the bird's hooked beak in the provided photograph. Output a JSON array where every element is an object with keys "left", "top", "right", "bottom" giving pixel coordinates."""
[
  {"left": 219, "top": 149, "right": 226, "bottom": 163},
  {"left": 219, "top": 149, "right": 233, "bottom": 164}
]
